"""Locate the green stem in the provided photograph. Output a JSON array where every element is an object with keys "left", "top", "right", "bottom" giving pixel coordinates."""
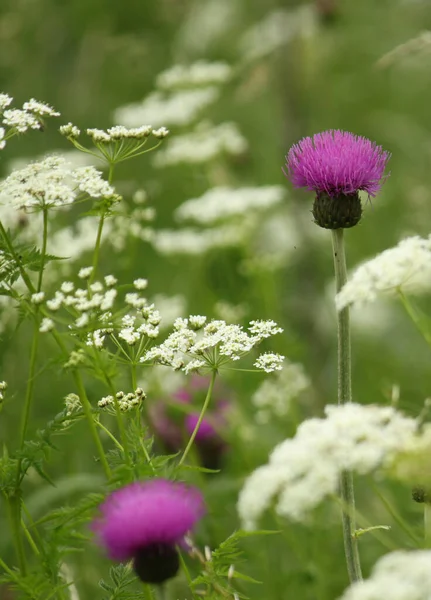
[
  {"left": 105, "top": 373, "right": 133, "bottom": 470},
  {"left": 18, "top": 320, "right": 40, "bottom": 457},
  {"left": 331, "top": 228, "right": 362, "bottom": 583},
  {"left": 89, "top": 163, "right": 114, "bottom": 285},
  {"left": 142, "top": 584, "right": 155, "bottom": 600},
  {"left": 95, "top": 418, "right": 124, "bottom": 451},
  {"left": 37, "top": 208, "right": 48, "bottom": 292},
  {"left": 7, "top": 491, "right": 27, "bottom": 575},
  {"left": 178, "top": 370, "right": 217, "bottom": 467},
  {"left": 73, "top": 370, "right": 112, "bottom": 480},
  {"left": 50, "top": 330, "right": 112, "bottom": 479}
]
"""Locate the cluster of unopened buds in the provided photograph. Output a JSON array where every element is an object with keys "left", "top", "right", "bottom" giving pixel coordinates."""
[{"left": 98, "top": 388, "right": 146, "bottom": 412}]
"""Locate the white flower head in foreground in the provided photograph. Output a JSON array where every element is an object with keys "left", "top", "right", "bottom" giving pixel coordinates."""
[
  {"left": 142, "top": 317, "right": 283, "bottom": 373},
  {"left": 114, "top": 88, "right": 218, "bottom": 128},
  {"left": 336, "top": 235, "right": 431, "bottom": 311},
  {"left": 252, "top": 360, "right": 310, "bottom": 422},
  {"left": 338, "top": 550, "right": 431, "bottom": 600},
  {"left": 0, "top": 156, "right": 115, "bottom": 211},
  {"left": 175, "top": 186, "right": 285, "bottom": 225},
  {"left": 156, "top": 61, "right": 232, "bottom": 90},
  {"left": 153, "top": 121, "right": 248, "bottom": 167},
  {"left": 238, "top": 403, "right": 418, "bottom": 529}
]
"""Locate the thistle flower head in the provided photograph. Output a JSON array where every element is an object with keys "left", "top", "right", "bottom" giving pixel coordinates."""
[
  {"left": 93, "top": 479, "right": 205, "bottom": 583},
  {"left": 283, "top": 130, "right": 390, "bottom": 229},
  {"left": 285, "top": 130, "right": 390, "bottom": 198}
]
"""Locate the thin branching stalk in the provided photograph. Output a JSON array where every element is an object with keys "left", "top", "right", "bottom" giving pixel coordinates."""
[
  {"left": 178, "top": 370, "right": 217, "bottom": 466},
  {"left": 37, "top": 207, "right": 48, "bottom": 292},
  {"left": 89, "top": 162, "right": 114, "bottom": 285},
  {"left": 331, "top": 228, "right": 362, "bottom": 583}
]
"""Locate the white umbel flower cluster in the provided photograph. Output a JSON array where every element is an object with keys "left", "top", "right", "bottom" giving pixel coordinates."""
[
  {"left": 175, "top": 186, "right": 285, "bottom": 225},
  {"left": 336, "top": 236, "right": 431, "bottom": 311},
  {"left": 152, "top": 222, "right": 253, "bottom": 256},
  {"left": 338, "top": 550, "right": 431, "bottom": 600},
  {"left": 142, "top": 317, "right": 283, "bottom": 373},
  {"left": 153, "top": 121, "right": 248, "bottom": 166},
  {"left": 252, "top": 360, "right": 310, "bottom": 423},
  {"left": 156, "top": 61, "right": 232, "bottom": 90},
  {"left": 0, "top": 156, "right": 115, "bottom": 210},
  {"left": 86, "top": 125, "right": 155, "bottom": 142},
  {"left": 0, "top": 93, "right": 60, "bottom": 139},
  {"left": 238, "top": 403, "right": 418, "bottom": 529},
  {"left": 115, "top": 89, "right": 218, "bottom": 129}
]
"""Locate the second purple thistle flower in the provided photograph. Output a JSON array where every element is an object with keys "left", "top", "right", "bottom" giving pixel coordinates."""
[{"left": 283, "top": 130, "right": 390, "bottom": 229}]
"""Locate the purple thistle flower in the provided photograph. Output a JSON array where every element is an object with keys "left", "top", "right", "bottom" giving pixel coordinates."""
[
  {"left": 284, "top": 130, "right": 390, "bottom": 198},
  {"left": 93, "top": 479, "right": 205, "bottom": 584}
]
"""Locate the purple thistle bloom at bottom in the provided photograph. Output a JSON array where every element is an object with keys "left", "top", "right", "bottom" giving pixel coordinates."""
[{"left": 93, "top": 479, "right": 205, "bottom": 584}]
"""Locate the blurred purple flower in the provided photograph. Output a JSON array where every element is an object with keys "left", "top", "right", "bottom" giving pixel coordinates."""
[
  {"left": 284, "top": 130, "right": 390, "bottom": 198},
  {"left": 93, "top": 479, "right": 205, "bottom": 583},
  {"left": 148, "top": 376, "right": 230, "bottom": 469}
]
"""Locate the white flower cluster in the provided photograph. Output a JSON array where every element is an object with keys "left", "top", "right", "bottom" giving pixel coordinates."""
[
  {"left": 153, "top": 121, "right": 248, "bottom": 167},
  {"left": 338, "top": 550, "right": 431, "bottom": 600},
  {"left": 252, "top": 360, "right": 310, "bottom": 423},
  {"left": 88, "top": 287, "right": 161, "bottom": 351},
  {"left": 238, "top": 403, "right": 418, "bottom": 529},
  {"left": 98, "top": 388, "right": 146, "bottom": 412},
  {"left": 142, "top": 317, "right": 283, "bottom": 373},
  {"left": 117, "top": 307, "right": 161, "bottom": 346},
  {"left": 115, "top": 89, "right": 218, "bottom": 128},
  {"left": 0, "top": 93, "right": 59, "bottom": 138},
  {"left": 336, "top": 235, "right": 431, "bottom": 311},
  {"left": 0, "top": 156, "right": 115, "bottom": 210},
  {"left": 175, "top": 186, "right": 285, "bottom": 225},
  {"left": 152, "top": 222, "right": 253, "bottom": 256},
  {"left": 239, "top": 6, "right": 316, "bottom": 62},
  {"left": 86, "top": 125, "right": 161, "bottom": 142},
  {"left": 156, "top": 61, "right": 232, "bottom": 90},
  {"left": 46, "top": 276, "right": 117, "bottom": 330}
]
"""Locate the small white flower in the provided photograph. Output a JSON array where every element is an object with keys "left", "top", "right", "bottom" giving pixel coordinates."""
[
  {"left": 0, "top": 128, "right": 6, "bottom": 150},
  {"left": 78, "top": 266, "right": 93, "bottom": 280},
  {"left": 23, "top": 99, "right": 60, "bottom": 117},
  {"left": 133, "top": 278, "right": 148, "bottom": 290},
  {"left": 189, "top": 315, "right": 207, "bottom": 330},
  {"left": 31, "top": 292, "right": 45, "bottom": 304},
  {"left": 0, "top": 381, "right": 8, "bottom": 390},
  {"left": 254, "top": 353, "right": 284, "bottom": 373},
  {"left": 73, "top": 166, "right": 114, "bottom": 198},
  {"left": 3, "top": 109, "right": 41, "bottom": 133},
  {"left": 60, "top": 281, "right": 74, "bottom": 294},
  {"left": 249, "top": 320, "right": 283, "bottom": 340},
  {"left": 152, "top": 127, "right": 170, "bottom": 139},
  {"left": 104, "top": 274, "right": 118, "bottom": 287},
  {"left": 60, "top": 122, "right": 81, "bottom": 138},
  {"left": 0, "top": 93, "right": 13, "bottom": 111},
  {"left": 40, "top": 316, "right": 54, "bottom": 331}
]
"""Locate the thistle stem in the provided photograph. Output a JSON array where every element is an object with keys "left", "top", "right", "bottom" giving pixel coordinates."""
[
  {"left": 331, "top": 228, "right": 362, "bottom": 583},
  {"left": 178, "top": 370, "right": 217, "bottom": 466}
]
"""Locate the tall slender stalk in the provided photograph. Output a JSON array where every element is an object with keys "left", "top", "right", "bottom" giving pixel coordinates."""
[
  {"left": 178, "top": 370, "right": 217, "bottom": 467},
  {"left": 331, "top": 228, "right": 362, "bottom": 583}
]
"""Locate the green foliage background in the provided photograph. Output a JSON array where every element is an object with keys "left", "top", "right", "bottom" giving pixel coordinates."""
[{"left": 1, "top": 0, "right": 431, "bottom": 598}]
